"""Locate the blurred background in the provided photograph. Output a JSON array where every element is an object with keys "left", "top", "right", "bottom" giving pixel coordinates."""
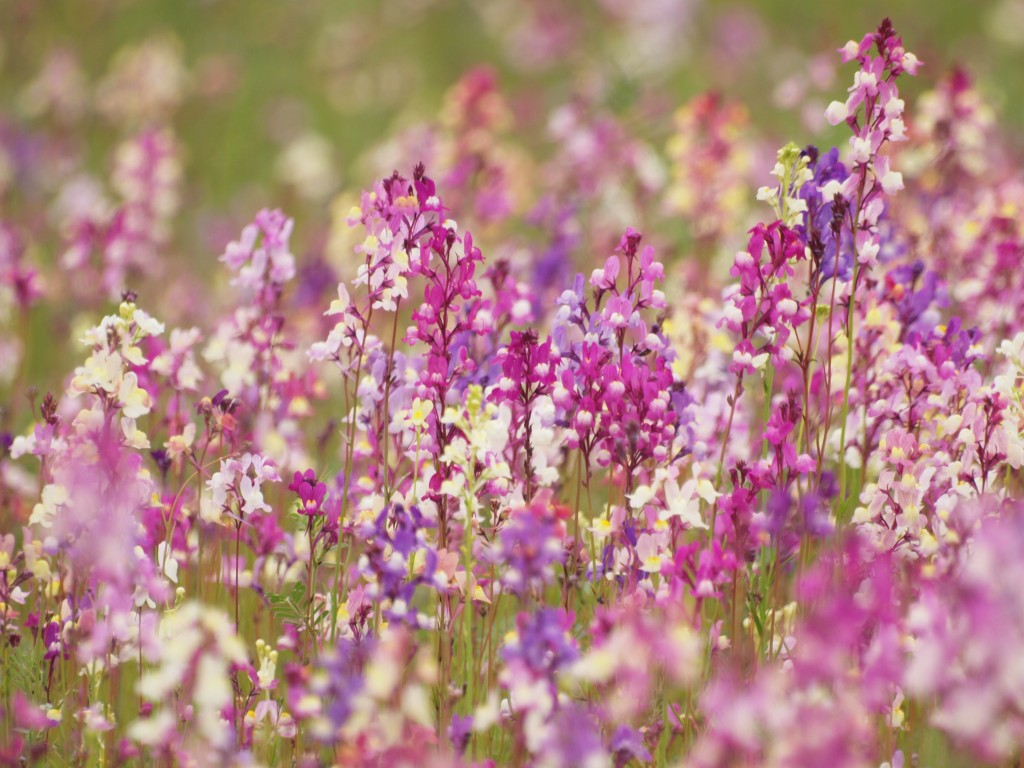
[
  {"left": 4, "top": 0, "right": 1022, "bottom": 202},
  {"left": 0, "top": 0, "right": 1021, "bottom": 404}
]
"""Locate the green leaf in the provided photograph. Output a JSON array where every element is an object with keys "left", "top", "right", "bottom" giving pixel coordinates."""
[
  {"left": 5, "top": 639, "right": 45, "bottom": 696},
  {"left": 267, "top": 581, "right": 308, "bottom": 625}
]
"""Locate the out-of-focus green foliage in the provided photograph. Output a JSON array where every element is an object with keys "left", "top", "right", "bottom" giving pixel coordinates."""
[{"left": 1, "top": 0, "right": 1019, "bottom": 209}]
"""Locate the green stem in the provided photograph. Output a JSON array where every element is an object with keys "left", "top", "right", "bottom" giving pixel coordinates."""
[
  {"left": 837, "top": 261, "right": 861, "bottom": 510},
  {"left": 381, "top": 301, "right": 402, "bottom": 501}
]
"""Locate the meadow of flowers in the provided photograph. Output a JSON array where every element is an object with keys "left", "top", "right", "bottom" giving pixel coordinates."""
[{"left": 3, "top": 6, "right": 1024, "bottom": 768}]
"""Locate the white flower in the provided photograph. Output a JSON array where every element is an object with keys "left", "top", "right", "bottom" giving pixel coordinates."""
[
  {"left": 408, "top": 398, "right": 433, "bottom": 430},
  {"left": 661, "top": 477, "right": 711, "bottom": 530},
  {"left": 29, "top": 484, "right": 69, "bottom": 528},
  {"left": 326, "top": 284, "right": 351, "bottom": 315},
  {"left": 850, "top": 136, "right": 872, "bottom": 164},
  {"left": 157, "top": 541, "right": 178, "bottom": 584},
  {"left": 255, "top": 638, "right": 278, "bottom": 690},
  {"left": 131, "top": 308, "right": 165, "bottom": 337},
  {"left": 825, "top": 100, "right": 849, "bottom": 125},
  {"left": 239, "top": 475, "right": 270, "bottom": 515},
  {"left": 10, "top": 432, "right": 36, "bottom": 459},
  {"left": 128, "top": 709, "right": 176, "bottom": 746},
  {"left": 118, "top": 371, "right": 151, "bottom": 419},
  {"left": 636, "top": 534, "right": 663, "bottom": 573},
  {"left": 626, "top": 484, "right": 656, "bottom": 510},
  {"left": 121, "top": 417, "right": 150, "bottom": 450},
  {"left": 880, "top": 169, "right": 904, "bottom": 195},
  {"left": 70, "top": 350, "right": 122, "bottom": 395},
  {"left": 165, "top": 422, "right": 196, "bottom": 456}
]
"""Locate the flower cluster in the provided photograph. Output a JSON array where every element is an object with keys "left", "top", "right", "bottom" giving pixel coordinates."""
[{"left": 7, "top": 15, "right": 1024, "bottom": 768}]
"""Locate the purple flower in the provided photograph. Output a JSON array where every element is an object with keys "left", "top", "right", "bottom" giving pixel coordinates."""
[
  {"left": 503, "top": 608, "right": 579, "bottom": 677},
  {"left": 496, "top": 501, "right": 566, "bottom": 595},
  {"left": 610, "top": 724, "right": 652, "bottom": 766}
]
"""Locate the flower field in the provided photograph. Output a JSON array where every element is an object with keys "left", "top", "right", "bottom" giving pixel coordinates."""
[{"left": 2, "top": 3, "right": 1024, "bottom": 767}]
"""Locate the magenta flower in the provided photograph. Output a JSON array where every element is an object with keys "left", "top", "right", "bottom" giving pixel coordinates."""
[{"left": 289, "top": 469, "right": 327, "bottom": 517}]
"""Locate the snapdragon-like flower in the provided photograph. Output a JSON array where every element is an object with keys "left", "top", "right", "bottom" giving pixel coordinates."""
[
  {"left": 496, "top": 499, "right": 566, "bottom": 594},
  {"left": 501, "top": 607, "right": 579, "bottom": 684},
  {"left": 289, "top": 469, "right": 327, "bottom": 517},
  {"left": 207, "top": 452, "right": 280, "bottom": 522},
  {"left": 401, "top": 194, "right": 488, "bottom": 539},
  {"left": 11, "top": 16, "right": 1024, "bottom": 767},
  {"left": 555, "top": 228, "right": 685, "bottom": 491},
  {"left": 349, "top": 163, "right": 443, "bottom": 314},
  {"left": 826, "top": 18, "right": 918, "bottom": 269},
  {"left": 491, "top": 329, "right": 559, "bottom": 496},
  {"left": 358, "top": 503, "right": 443, "bottom": 628},
  {"left": 721, "top": 220, "right": 810, "bottom": 375},
  {"left": 220, "top": 208, "right": 296, "bottom": 296},
  {"left": 756, "top": 142, "right": 812, "bottom": 228}
]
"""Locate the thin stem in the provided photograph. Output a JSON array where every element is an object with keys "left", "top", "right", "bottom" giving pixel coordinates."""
[
  {"left": 837, "top": 265, "right": 860, "bottom": 509},
  {"left": 710, "top": 375, "right": 744, "bottom": 539},
  {"left": 381, "top": 300, "right": 402, "bottom": 501}
]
